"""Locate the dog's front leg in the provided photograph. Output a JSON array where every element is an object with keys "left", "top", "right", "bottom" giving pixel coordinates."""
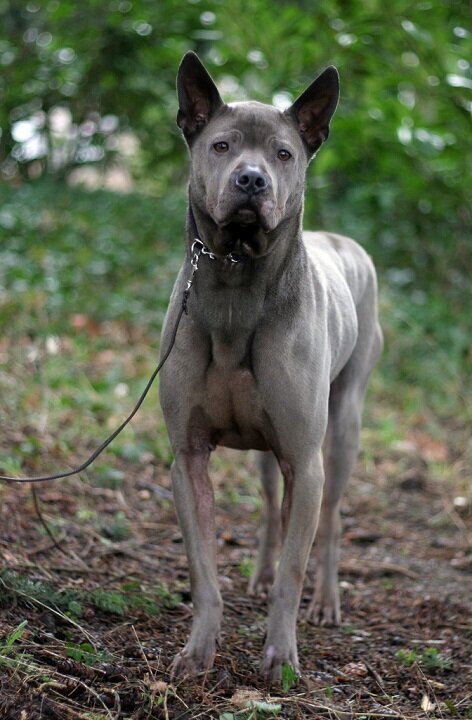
[
  {"left": 261, "top": 450, "right": 324, "bottom": 683},
  {"left": 171, "top": 449, "right": 223, "bottom": 676}
]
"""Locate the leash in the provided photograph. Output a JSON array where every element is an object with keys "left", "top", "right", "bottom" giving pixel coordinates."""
[{"left": 0, "top": 219, "right": 214, "bottom": 485}]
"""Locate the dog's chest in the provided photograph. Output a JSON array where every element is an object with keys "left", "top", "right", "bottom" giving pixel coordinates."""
[{"left": 203, "top": 334, "right": 269, "bottom": 451}]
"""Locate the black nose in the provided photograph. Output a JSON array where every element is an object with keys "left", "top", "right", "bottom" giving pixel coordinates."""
[{"left": 235, "top": 166, "right": 268, "bottom": 195}]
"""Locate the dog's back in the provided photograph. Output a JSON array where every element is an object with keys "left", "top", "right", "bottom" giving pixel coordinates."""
[{"left": 303, "top": 231, "right": 378, "bottom": 307}]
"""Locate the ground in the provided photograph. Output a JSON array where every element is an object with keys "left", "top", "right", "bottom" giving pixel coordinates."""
[
  {"left": 0, "top": 411, "right": 470, "bottom": 719},
  {"left": 0, "top": 182, "right": 470, "bottom": 718}
]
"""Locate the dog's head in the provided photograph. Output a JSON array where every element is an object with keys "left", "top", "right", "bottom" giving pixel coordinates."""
[{"left": 177, "top": 52, "right": 339, "bottom": 258}]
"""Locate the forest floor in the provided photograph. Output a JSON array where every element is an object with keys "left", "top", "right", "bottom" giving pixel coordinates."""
[{"left": 0, "top": 390, "right": 470, "bottom": 719}]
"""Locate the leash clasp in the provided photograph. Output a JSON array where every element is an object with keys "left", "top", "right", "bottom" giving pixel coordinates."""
[
  {"left": 184, "top": 232, "right": 240, "bottom": 315},
  {"left": 191, "top": 238, "right": 216, "bottom": 266},
  {"left": 183, "top": 238, "right": 212, "bottom": 314}
]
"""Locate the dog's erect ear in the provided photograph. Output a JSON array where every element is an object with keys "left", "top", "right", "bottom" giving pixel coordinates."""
[
  {"left": 286, "top": 66, "right": 339, "bottom": 156},
  {"left": 177, "top": 51, "right": 224, "bottom": 144}
]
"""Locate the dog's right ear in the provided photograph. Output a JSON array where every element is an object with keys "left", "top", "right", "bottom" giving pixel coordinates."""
[{"left": 177, "top": 51, "right": 224, "bottom": 145}]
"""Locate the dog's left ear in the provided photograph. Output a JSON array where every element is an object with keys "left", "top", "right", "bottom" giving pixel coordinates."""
[
  {"left": 177, "top": 51, "right": 224, "bottom": 145},
  {"left": 286, "top": 66, "right": 339, "bottom": 156}
]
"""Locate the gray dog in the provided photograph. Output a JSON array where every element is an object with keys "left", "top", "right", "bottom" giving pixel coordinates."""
[{"left": 159, "top": 52, "right": 383, "bottom": 683}]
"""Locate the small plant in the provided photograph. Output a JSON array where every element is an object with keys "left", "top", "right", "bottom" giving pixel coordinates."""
[
  {"left": 93, "top": 465, "right": 125, "bottom": 489},
  {"left": 219, "top": 701, "right": 282, "bottom": 720},
  {"left": 395, "top": 648, "right": 419, "bottom": 666},
  {"left": 90, "top": 589, "right": 128, "bottom": 616},
  {"left": 444, "top": 699, "right": 458, "bottom": 716},
  {"left": 239, "top": 557, "right": 254, "bottom": 579},
  {"left": 421, "top": 646, "right": 453, "bottom": 672},
  {"left": 0, "top": 570, "right": 81, "bottom": 613},
  {"left": 119, "top": 580, "right": 160, "bottom": 614},
  {"left": 0, "top": 455, "right": 23, "bottom": 477},
  {"left": 66, "top": 641, "right": 112, "bottom": 666},
  {"left": 395, "top": 646, "right": 453, "bottom": 672},
  {"left": 281, "top": 662, "right": 299, "bottom": 692},
  {"left": 154, "top": 582, "right": 181, "bottom": 609},
  {"left": 95, "top": 511, "right": 132, "bottom": 541},
  {"left": 0, "top": 571, "right": 180, "bottom": 621},
  {"left": 0, "top": 620, "right": 38, "bottom": 674},
  {"left": 67, "top": 600, "right": 83, "bottom": 620},
  {"left": 341, "top": 625, "right": 357, "bottom": 636},
  {"left": 0, "top": 620, "right": 28, "bottom": 667}
]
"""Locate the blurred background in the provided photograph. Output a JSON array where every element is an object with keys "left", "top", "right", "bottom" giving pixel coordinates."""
[
  {"left": 0, "top": 7, "right": 471, "bottom": 713},
  {"left": 0, "top": 0, "right": 470, "bottom": 473}
]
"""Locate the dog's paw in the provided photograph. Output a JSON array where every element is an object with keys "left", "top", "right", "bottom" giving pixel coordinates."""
[
  {"left": 260, "top": 640, "right": 300, "bottom": 685},
  {"left": 306, "top": 590, "right": 341, "bottom": 626},
  {"left": 248, "top": 565, "right": 274, "bottom": 597},
  {"left": 170, "top": 639, "right": 216, "bottom": 678}
]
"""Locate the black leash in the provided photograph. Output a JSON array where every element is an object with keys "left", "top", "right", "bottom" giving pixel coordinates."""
[{"left": 0, "top": 222, "right": 208, "bottom": 485}]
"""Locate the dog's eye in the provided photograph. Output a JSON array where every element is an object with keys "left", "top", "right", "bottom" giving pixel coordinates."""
[
  {"left": 278, "top": 149, "right": 292, "bottom": 161},
  {"left": 213, "top": 141, "right": 229, "bottom": 153}
]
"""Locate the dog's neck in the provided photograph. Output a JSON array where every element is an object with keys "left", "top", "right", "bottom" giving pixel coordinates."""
[{"left": 185, "top": 201, "right": 307, "bottom": 343}]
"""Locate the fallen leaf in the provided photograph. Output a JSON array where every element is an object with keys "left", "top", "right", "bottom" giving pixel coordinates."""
[
  {"left": 427, "top": 679, "right": 447, "bottom": 689},
  {"left": 340, "top": 661, "right": 369, "bottom": 678},
  {"left": 406, "top": 431, "right": 448, "bottom": 462},
  {"left": 421, "top": 693, "right": 435, "bottom": 712},
  {"left": 230, "top": 688, "right": 263, "bottom": 707},
  {"left": 144, "top": 675, "right": 169, "bottom": 693}
]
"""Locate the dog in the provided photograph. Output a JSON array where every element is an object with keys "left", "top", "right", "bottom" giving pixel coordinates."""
[{"left": 159, "top": 51, "right": 383, "bottom": 683}]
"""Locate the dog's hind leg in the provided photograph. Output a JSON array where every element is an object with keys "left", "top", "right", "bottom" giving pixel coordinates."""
[
  {"left": 248, "top": 451, "right": 281, "bottom": 596},
  {"left": 308, "top": 293, "right": 383, "bottom": 626},
  {"left": 308, "top": 375, "right": 366, "bottom": 625}
]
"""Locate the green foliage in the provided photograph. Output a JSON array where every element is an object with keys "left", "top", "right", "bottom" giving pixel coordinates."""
[
  {"left": 395, "top": 648, "right": 419, "bottom": 666},
  {"left": 0, "top": 619, "right": 28, "bottom": 663},
  {"left": 89, "top": 581, "right": 180, "bottom": 616},
  {"left": 444, "top": 699, "right": 458, "bottom": 716},
  {"left": 0, "top": 571, "right": 180, "bottom": 620},
  {"left": 1, "top": 0, "right": 470, "bottom": 302},
  {"left": 95, "top": 511, "right": 132, "bottom": 541},
  {"left": 0, "top": 570, "right": 81, "bottom": 614},
  {"left": 66, "top": 641, "right": 111, "bottom": 666},
  {"left": 420, "top": 647, "right": 453, "bottom": 672},
  {"left": 219, "top": 701, "right": 282, "bottom": 720},
  {"left": 0, "top": 620, "right": 33, "bottom": 670},
  {"left": 395, "top": 646, "right": 453, "bottom": 672},
  {"left": 93, "top": 465, "right": 125, "bottom": 489},
  {"left": 0, "top": 181, "right": 184, "bottom": 336},
  {"left": 90, "top": 590, "right": 129, "bottom": 616},
  {"left": 281, "top": 662, "right": 299, "bottom": 692},
  {"left": 0, "top": 0, "right": 205, "bottom": 186},
  {"left": 153, "top": 582, "right": 182, "bottom": 610},
  {"left": 239, "top": 557, "right": 254, "bottom": 579},
  {"left": 0, "top": 176, "right": 468, "bottom": 489}
]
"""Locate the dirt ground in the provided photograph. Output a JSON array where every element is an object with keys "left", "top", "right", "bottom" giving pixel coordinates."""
[{"left": 0, "top": 432, "right": 471, "bottom": 719}]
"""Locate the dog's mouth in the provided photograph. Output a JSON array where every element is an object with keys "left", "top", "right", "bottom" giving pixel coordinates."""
[
  {"left": 226, "top": 208, "right": 259, "bottom": 226},
  {"left": 218, "top": 215, "right": 265, "bottom": 258}
]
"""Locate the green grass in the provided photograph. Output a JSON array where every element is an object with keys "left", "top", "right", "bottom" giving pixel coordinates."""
[
  {"left": 0, "top": 620, "right": 29, "bottom": 669},
  {"left": 395, "top": 647, "right": 453, "bottom": 672},
  {"left": 0, "top": 179, "right": 181, "bottom": 473},
  {"left": 0, "top": 179, "right": 186, "bottom": 335},
  {"left": 0, "top": 570, "right": 181, "bottom": 619}
]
